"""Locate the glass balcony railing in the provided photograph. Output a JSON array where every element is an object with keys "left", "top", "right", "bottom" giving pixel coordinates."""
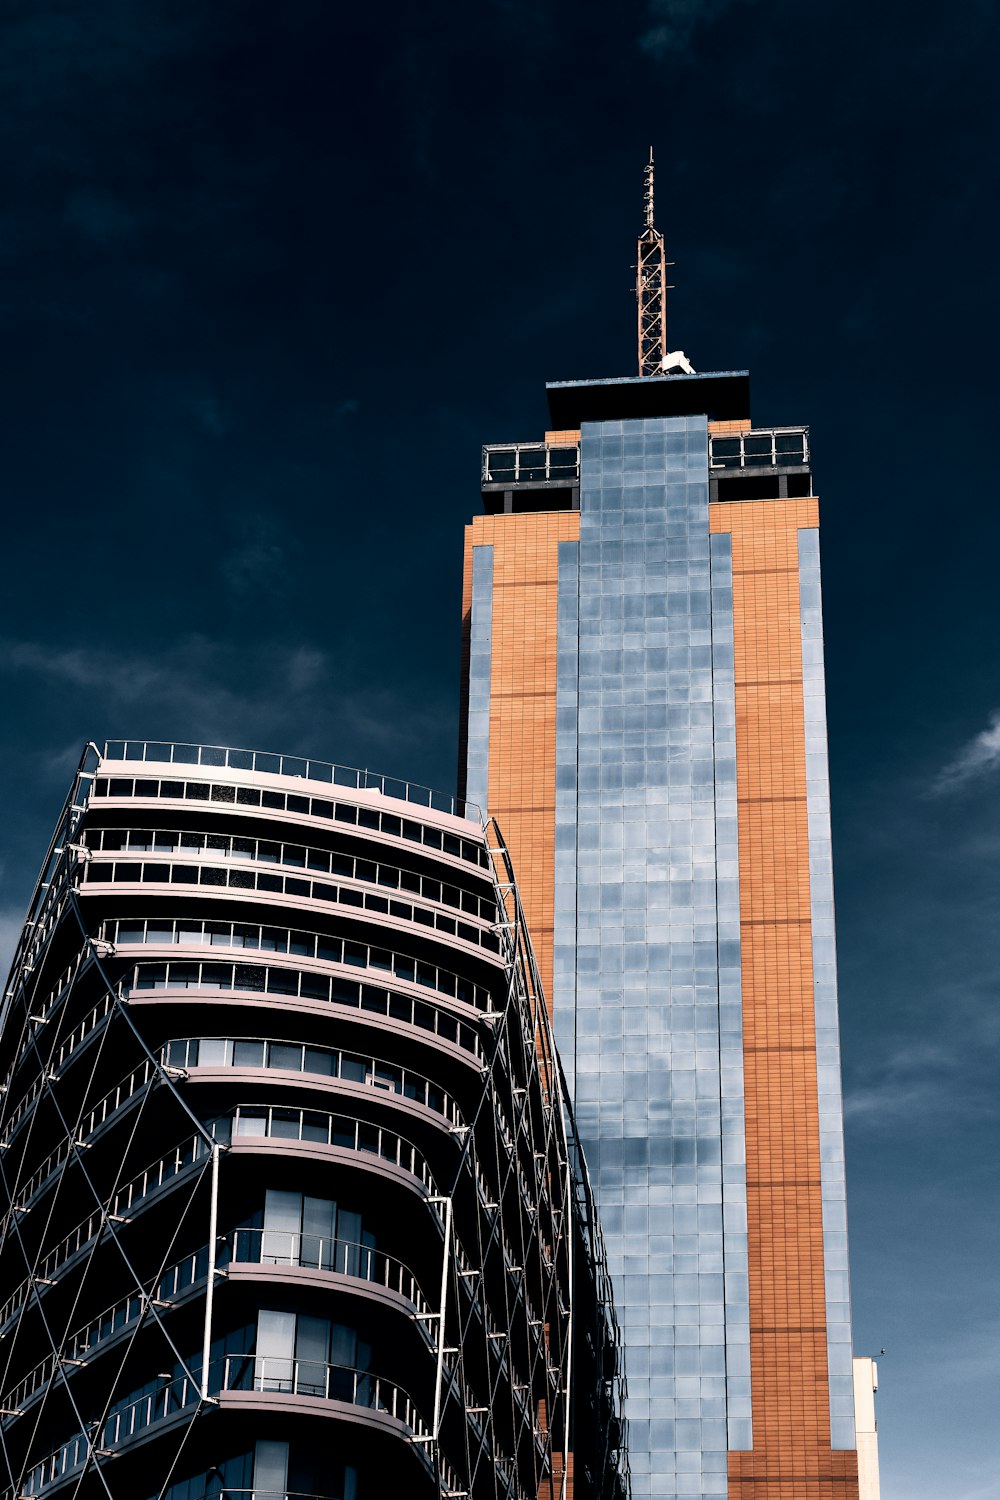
[
  {"left": 709, "top": 426, "right": 809, "bottom": 470},
  {"left": 481, "top": 429, "right": 808, "bottom": 486},
  {"left": 482, "top": 441, "right": 580, "bottom": 486}
]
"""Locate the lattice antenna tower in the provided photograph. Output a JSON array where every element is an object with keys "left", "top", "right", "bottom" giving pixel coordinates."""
[{"left": 636, "top": 147, "right": 673, "bottom": 376}]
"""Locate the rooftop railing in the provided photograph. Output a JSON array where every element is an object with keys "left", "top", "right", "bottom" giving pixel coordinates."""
[
  {"left": 482, "top": 441, "right": 580, "bottom": 486},
  {"left": 709, "top": 426, "right": 809, "bottom": 470},
  {"left": 96, "top": 741, "right": 480, "bottom": 824},
  {"left": 481, "top": 427, "right": 810, "bottom": 485}
]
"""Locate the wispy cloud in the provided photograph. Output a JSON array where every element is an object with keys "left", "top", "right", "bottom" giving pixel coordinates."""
[
  {"left": 931, "top": 710, "right": 1000, "bottom": 793},
  {"left": 219, "top": 514, "right": 289, "bottom": 597},
  {"left": 845, "top": 991, "right": 1000, "bottom": 1131},
  {"left": 640, "top": 0, "right": 755, "bottom": 57},
  {"left": 0, "top": 635, "right": 455, "bottom": 777}
]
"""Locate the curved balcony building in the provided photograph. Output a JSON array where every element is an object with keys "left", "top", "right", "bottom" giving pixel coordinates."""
[{"left": 0, "top": 741, "right": 629, "bottom": 1500}]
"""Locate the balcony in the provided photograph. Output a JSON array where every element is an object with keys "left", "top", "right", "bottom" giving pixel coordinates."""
[
  {"left": 480, "top": 428, "right": 811, "bottom": 513},
  {"left": 480, "top": 442, "right": 580, "bottom": 514},
  {"left": 709, "top": 426, "right": 809, "bottom": 470},
  {"left": 22, "top": 1359, "right": 432, "bottom": 1497},
  {"left": 482, "top": 441, "right": 581, "bottom": 487}
]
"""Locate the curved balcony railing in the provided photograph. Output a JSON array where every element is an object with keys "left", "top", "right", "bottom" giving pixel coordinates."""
[
  {"left": 3, "top": 1228, "right": 436, "bottom": 1426},
  {"left": 121, "top": 961, "right": 487, "bottom": 1058},
  {"left": 6, "top": 1057, "right": 158, "bottom": 1219},
  {"left": 230, "top": 1228, "right": 434, "bottom": 1320},
  {"left": 85, "top": 860, "right": 501, "bottom": 955},
  {"left": 1, "top": 1241, "right": 213, "bottom": 1421},
  {"left": 0, "top": 953, "right": 86, "bottom": 1093},
  {"left": 112, "top": 924, "right": 493, "bottom": 1010},
  {"left": 222, "top": 1105, "right": 436, "bottom": 1196},
  {"left": 168, "top": 1037, "right": 464, "bottom": 1129},
  {"left": 95, "top": 739, "right": 481, "bottom": 823},
  {"left": 86, "top": 826, "right": 497, "bottom": 921},
  {"left": 0, "top": 1127, "right": 217, "bottom": 1335},
  {"left": 4, "top": 1031, "right": 468, "bottom": 1244},
  {"left": 92, "top": 770, "right": 489, "bottom": 870},
  {"left": 21, "top": 1358, "right": 430, "bottom": 1496}
]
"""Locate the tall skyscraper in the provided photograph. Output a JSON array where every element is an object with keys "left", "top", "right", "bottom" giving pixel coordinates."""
[
  {"left": 0, "top": 740, "right": 628, "bottom": 1500},
  {"left": 459, "top": 157, "right": 878, "bottom": 1500}
]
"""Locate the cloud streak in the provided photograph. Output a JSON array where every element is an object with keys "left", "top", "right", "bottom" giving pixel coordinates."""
[
  {"left": 639, "top": 0, "right": 755, "bottom": 57},
  {"left": 0, "top": 635, "right": 455, "bottom": 776},
  {"left": 931, "top": 710, "right": 1000, "bottom": 793}
]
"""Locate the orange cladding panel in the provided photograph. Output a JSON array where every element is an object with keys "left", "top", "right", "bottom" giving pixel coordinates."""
[
  {"left": 463, "top": 511, "right": 580, "bottom": 1013},
  {"left": 710, "top": 499, "right": 858, "bottom": 1499}
]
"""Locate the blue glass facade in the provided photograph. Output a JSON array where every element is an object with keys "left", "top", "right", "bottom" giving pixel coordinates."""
[
  {"left": 552, "top": 416, "right": 751, "bottom": 1499},
  {"left": 799, "top": 527, "right": 856, "bottom": 1447},
  {"left": 465, "top": 543, "right": 494, "bottom": 815}
]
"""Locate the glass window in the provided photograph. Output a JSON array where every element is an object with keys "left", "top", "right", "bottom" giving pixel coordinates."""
[
  {"left": 270, "top": 1108, "right": 301, "bottom": 1139},
  {"left": 263, "top": 1190, "right": 300, "bottom": 1263},
  {"left": 254, "top": 1441, "right": 288, "bottom": 1500},
  {"left": 256, "top": 1309, "right": 295, "bottom": 1391},
  {"left": 302, "top": 1196, "right": 336, "bottom": 1269},
  {"left": 269, "top": 1042, "right": 302, "bottom": 1072},
  {"left": 198, "top": 1039, "right": 229, "bottom": 1067}
]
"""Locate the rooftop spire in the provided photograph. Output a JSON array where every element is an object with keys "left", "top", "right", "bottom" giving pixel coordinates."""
[
  {"left": 636, "top": 147, "right": 668, "bottom": 376},
  {"left": 636, "top": 149, "right": 692, "bottom": 377},
  {"left": 644, "top": 145, "right": 655, "bottom": 230}
]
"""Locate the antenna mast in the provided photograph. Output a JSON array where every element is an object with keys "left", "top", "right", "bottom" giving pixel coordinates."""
[{"left": 636, "top": 148, "right": 671, "bottom": 377}]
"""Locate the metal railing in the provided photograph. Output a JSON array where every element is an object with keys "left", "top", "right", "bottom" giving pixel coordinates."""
[
  {"left": 481, "top": 431, "right": 807, "bottom": 483},
  {"left": 709, "top": 426, "right": 808, "bottom": 470},
  {"left": 8, "top": 1056, "right": 157, "bottom": 1215},
  {"left": 120, "top": 960, "right": 486, "bottom": 1060},
  {"left": 22, "top": 1358, "right": 429, "bottom": 1496},
  {"left": 86, "top": 857, "right": 500, "bottom": 955},
  {"left": 482, "top": 441, "right": 580, "bottom": 486},
  {"left": 113, "top": 926, "right": 492, "bottom": 1012},
  {"left": 86, "top": 825, "right": 498, "bottom": 923},
  {"left": 0, "top": 1127, "right": 216, "bottom": 1335},
  {"left": 97, "top": 740, "right": 479, "bottom": 823},
  {"left": 0, "top": 960, "right": 109, "bottom": 1144},
  {"left": 226, "top": 1105, "right": 436, "bottom": 1197},
  {"left": 230, "top": 1228, "right": 434, "bottom": 1319},
  {"left": 169, "top": 1037, "right": 465, "bottom": 1129},
  {"left": 1, "top": 1242, "right": 213, "bottom": 1420}
]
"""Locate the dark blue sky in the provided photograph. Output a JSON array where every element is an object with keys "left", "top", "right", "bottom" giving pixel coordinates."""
[{"left": 1, "top": 3, "right": 998, "bottom": 1493}]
